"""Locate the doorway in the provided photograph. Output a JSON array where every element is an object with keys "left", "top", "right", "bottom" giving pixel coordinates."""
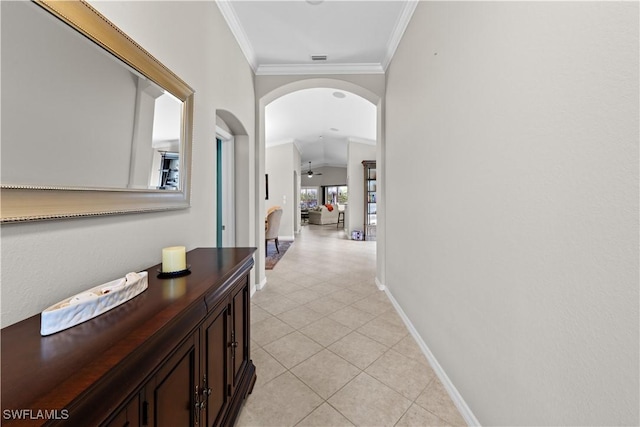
[
  {"left": 216, "top": 128, "right": 236, "bottom": 247},
  {"left": 257, "top": 78, "right": 384, "bottom": 291}
]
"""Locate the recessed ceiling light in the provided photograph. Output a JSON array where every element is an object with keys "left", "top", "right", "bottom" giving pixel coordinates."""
[
  {"left": 311, "top": 55, "right": 327, "bottom": 61},
  {"left": 330, "top": 128, "right": 339, "bottom": 132},
  {"left": 332, "top": 91, "right": 346, "bottom": 99},
  {"left": 306, "top": 0, "right": 324, "bottom": 5}
]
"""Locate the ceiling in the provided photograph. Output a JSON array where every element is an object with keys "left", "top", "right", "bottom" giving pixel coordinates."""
[
  {"left": 266, "top": 88, "right": 376, "bottom": 168},
  {"left": 217, "top": 0, "right": 417, "bottom": 167}
]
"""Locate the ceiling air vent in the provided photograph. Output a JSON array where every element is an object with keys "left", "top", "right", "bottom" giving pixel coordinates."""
[{"left": 311, "top": 55, "right": 327, "bottom": 61}]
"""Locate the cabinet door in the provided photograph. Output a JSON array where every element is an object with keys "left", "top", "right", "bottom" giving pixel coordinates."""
[
  {"left": 202, "top": 301, "right": 230, "bottom": 427},
  {"left": 103, "top": 393, "right": 140, "bottom": 427},
  {"left": 145, "top": 333, "right": 198, "bottom": 427},
  {"left": 231, "top": 278, "right": 249, "bottom": 388}
]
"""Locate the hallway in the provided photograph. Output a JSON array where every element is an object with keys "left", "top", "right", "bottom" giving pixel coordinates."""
[{"left": 238, "top": 225, "right": 465, "bottom": 426}]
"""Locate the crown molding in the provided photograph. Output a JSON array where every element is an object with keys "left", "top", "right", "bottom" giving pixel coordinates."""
[
  {"left": 382, "top": 0, "right": 418, "bottom": 71},
  {"left": 266, "top": 138, "right": 295, "bottom": 148},
  {"left": 300, "top": 162, "right": 346, "bottom": 169},
  {"left": 293, "top": 140, "right": 302, "bottom": 154},
  {"left": 256, "top": 63, "right": 385, "bottom": 76},
  {"left": 347, "top": 136, "right": 376, "bottom": 146},
  {"left": 322, "top": 163, "right": 348, "bottom": 169},
  {"left": 215, "top": 1, "right": 257, "bottom": 72}
]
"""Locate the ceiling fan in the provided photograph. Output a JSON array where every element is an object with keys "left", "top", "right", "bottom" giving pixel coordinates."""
[{"left": 306, "top": 162, "right": 323, "bottom": 178}]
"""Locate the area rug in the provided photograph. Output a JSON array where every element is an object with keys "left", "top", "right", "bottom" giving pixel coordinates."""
[{"left": 265, "top": 240, "right": 293, "bottom": 270}]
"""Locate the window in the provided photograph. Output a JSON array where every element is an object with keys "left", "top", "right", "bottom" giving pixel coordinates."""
[
  {"left": 300, "top": 188, "right": 318, "bottom": 209},
  {"left": 325, "top": 186, "right": 348, "bottom": 205}
]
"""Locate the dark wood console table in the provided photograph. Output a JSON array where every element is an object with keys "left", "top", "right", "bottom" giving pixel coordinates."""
[{"left": 1, "top": 247, "right": 257, "bottom": 426}]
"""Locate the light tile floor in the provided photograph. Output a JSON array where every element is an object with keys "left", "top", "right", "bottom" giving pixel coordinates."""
[{"left": 237, "top": 225, "right": 466, "bottom": 427}]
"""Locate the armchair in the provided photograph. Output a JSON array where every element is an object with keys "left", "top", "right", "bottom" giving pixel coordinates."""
[{"left": 265, "top": 208, "right": 283, "bottom": 256}]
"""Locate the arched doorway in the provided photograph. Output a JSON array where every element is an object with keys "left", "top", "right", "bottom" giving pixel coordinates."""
[
  {"left": 255, "top": 78, "right": 386, "bottom": 292},
  {"left": 216, "top": 109, "right": 251, "bottom": 248}
]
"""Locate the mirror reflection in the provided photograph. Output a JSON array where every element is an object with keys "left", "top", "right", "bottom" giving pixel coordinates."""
[{"left": 1, "top": 1, "right": 183, "bottom": 191}]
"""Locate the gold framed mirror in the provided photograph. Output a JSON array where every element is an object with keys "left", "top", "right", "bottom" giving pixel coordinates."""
[{"left": 1, "top": 0, "right": 194, "bottom": 223}]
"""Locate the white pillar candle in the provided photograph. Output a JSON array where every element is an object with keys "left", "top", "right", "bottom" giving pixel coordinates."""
[{"left": 162, "top": 246, "right": 186, "bottom": 272}]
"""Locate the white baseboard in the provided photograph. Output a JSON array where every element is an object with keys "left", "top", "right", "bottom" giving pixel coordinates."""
[
  {"left": 279, "top": 235, "right": 295, "bottom": 241},
  {"left": 384, "top": 288, "right": 481, "bottom": 427},
  {"left": 256, "top": 276, "right": 267, "bottom": 291},
  {"left": 250, "top": 283, "right": 257, "bottom": 297},
  {"left": 375, "top": 277, "right": 386, "bottom": 291}
]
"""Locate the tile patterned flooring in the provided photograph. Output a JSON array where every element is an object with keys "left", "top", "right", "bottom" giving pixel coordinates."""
[{"left": 237, "top": 225, "right": 466, "bottom": 427}]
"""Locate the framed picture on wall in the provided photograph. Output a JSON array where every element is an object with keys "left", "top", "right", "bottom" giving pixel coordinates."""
[{"left": 265, "top": 174, "right": 269, "bottom": 200}]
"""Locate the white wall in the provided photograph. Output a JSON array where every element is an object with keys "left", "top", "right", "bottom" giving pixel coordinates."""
[
  {"left": 1, "top": 1, "right": 256, "bottom": 327},
  {"left": 266, "top": 143, "right": 300, "bottom": 239},
  {"left": 347, "top": 142, "right": 376, "bottom": 237},
  {"left": 386, "top": 2, "right": 639, "bottom": 425}
]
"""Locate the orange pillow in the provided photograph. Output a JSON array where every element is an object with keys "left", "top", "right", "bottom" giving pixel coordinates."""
[{"left": 325, "top": 204, "right": 333, "bottom": 212}]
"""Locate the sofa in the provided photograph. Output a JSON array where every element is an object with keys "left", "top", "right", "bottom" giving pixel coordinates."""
[{"left": 308, "top": 204, "right": 340, "bottom": 225}]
